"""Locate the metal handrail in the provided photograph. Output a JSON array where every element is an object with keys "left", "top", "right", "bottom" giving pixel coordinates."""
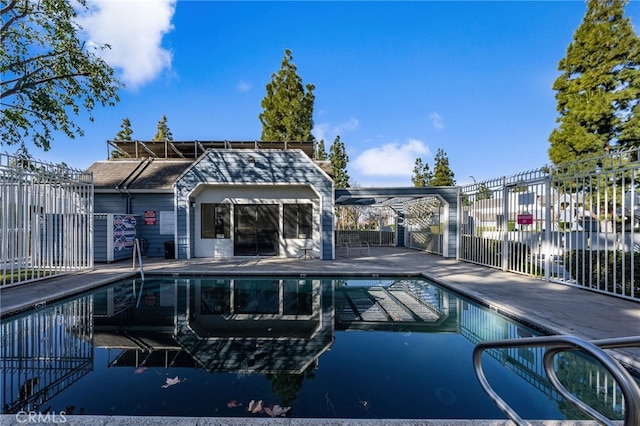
[
  {"left": 472, "top": 335, "right": 640, "bottom": 426},
  {"left": 132, "top": 238, "right": 145, "bottom": 281}
]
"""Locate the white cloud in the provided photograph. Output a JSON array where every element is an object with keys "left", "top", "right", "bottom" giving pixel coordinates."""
[
  {"left": 237, "top": 81, "right": 251, "bottom": 93},
  {"left": 353, "top": 139, "right": 430, "bottom": 177},
  {"left": 312, "top": 117, "right": 359, "bottom": 142},
  {"left": 429, "top": 112, "right": 444, "bottom": 129},
  {"left": 78, "top": 0, "right": 177, "bottom": 88}
]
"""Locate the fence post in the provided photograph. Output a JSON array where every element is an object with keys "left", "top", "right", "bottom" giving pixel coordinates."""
[
  {"left": 502, "top": 179, "right": 510, "bottom": 271},
  {"left": 544, "top": 175, "right": 552, "bottom": 282}
]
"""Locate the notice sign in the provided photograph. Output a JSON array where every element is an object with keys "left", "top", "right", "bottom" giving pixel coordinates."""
[
  {"left": 159, "top": 211, "right": 175, "bottom": 235},
  {"left": 517, "top": 213, "right": 534, "bottom": 225},
  {"left": 113, "top": 215, "right": 136, "bottom": 251},
  {"left": 144, "top": 210, "right": 157, "bottom": 225}
]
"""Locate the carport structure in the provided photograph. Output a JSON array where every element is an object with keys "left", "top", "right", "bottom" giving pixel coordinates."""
[{"left": 334, "top": 187, "right": 459, "bottom": 258}]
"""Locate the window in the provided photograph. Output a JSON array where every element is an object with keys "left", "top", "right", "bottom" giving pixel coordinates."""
[
  {"left": 283, "top": 204, "right": 312, "bottom": 239},
  {"left": 201, "top": 203, "right": 230, "bottom": 238}
]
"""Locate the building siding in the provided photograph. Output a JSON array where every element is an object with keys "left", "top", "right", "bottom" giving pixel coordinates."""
[{"left": 93, "top": 192, "right": 174, "bottom": 258}]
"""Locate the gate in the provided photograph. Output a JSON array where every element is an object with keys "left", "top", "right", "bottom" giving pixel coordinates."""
[
  {"left": 404, "top": 197, "right": 445, "bottom": 255},
  {"left": 1, "top": 152, "right": 93, "bottom": 286},
  {"left": 459, "top": 148, "right": 639, "bottom": 301}
]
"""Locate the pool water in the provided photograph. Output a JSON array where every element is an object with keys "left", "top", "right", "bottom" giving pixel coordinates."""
[{"left": 0, "top": 276, "right": 631, "bottom": 420}]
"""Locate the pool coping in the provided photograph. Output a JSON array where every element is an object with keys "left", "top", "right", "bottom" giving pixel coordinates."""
[{"left": 0, "top": 415, "right": 623, "bottom": 425}]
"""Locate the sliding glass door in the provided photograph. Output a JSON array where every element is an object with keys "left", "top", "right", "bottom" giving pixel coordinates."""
[{"left": 234, "top": 204, "right": 279, "bottom": 256}]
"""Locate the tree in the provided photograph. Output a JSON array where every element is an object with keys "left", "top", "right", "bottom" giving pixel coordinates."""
[
  {"left": 152, "top": 115, "right": 173, "bottom": 141},
  {"left": 549, "top": 0, "right": 640, "bottom": 165},
  {"left": 411, "top": 157, "right": 432, "bottom": 187},
  {"left": 476, "top": 183, "right": 493, "bottom": 201},
  {"left": 259, "top": 49, "right": 315, "bottom": 142},
  {"left": 110, "top": 118, "right": 133, "bottom": 158},
  {"left": 316, "top": 139, "right": 327, "bottom": 160},
  {"left": 329, "top": 135, "right": 349, "bottom": 188},
  {"left": 1, "top": 0, "right": 123, "bottom": 151},
  {"left": 429, "top": 148, "right": 456, "bottom": 186},
  {"left": 115, "top": 118, "right": 133, "bottom": 141}
]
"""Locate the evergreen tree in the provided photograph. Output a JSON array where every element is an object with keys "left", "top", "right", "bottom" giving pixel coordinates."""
[
  {"left": 411, "top": 157, "right": 432, "bottom": 187},
  {"left": 429, "top": 148, "right": 455, "bottom": 186},
  {"left": 316, "top": 139, "right": 327, "bottom": 160},
  {"left": 111, "top": 118, "right": 133, "bottom": 158},
  {"left": 152, "top": 115, "right": 173, "bottom": 141},
  {"left": 476, "top": 183, "right": 493, "bottom": 201},
  {"left": 259, "top": 49, "right": 315, "bottom": 142},
  {"left": 329, "top": 135, "right": 349, "bottom": 188},
  {"left": 115, "top": 118, "right": 133, "bottom": 141},
  {"left": 549, "top": 0, "right": 640, "bottom": 165}
]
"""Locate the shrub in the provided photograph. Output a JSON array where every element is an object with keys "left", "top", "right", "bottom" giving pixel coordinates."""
[{"left": 564, "top": 250, "right": 640, "bottom": 297}]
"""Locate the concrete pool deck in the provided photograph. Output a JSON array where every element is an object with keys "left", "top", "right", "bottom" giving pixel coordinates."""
[{"left": 1, "top": 247, "right": 638, "bottom": 425}]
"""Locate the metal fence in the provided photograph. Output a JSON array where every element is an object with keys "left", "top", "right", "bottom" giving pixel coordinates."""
[
  {"left": 335, "top": 206, "right": 397, "bottom": 246},
  {"left": 0, "top": 152, "right": 94, "bottom": 287},
  {"left": 404, "top": 197, "right": 445, "bottom": 255},
  {"left": 458, "top": 148, "right": 639, "bottom": 302},
  {"left": 1, "top": 296, "right": 94, "bottom": 413}
]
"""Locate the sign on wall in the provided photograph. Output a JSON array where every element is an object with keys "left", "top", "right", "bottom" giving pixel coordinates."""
[
  {"left": 113, "top": 214, "right": 136, "bottom": 251},
  {"left": 144, "top": 210, "right": 157, "bottom": 225},
  {"left": 159, "top": 211, "right": 175, "bottom": 235}
]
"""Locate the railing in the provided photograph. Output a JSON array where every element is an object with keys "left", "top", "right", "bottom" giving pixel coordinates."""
[
  {"left": 459, "top": 148, "right": 639, "bottom": 302},
  {"left": 1, "top": 152, "right": 94, "bottom": 287},
  {"left": 132, "top": 238, "right": 145, "bottom": 281},
  {"left": 473, "top": 335, "right": 640, "bottom": 426},
  {"left": 335, "top": 230, "right": 395, "bottom": 246}
]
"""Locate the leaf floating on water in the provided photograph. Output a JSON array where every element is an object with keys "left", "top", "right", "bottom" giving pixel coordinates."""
[
  {"left": 134, "top": 367, "right": 147, "bottom": 374},
  {"left": 247, "top": 399, "right": 263, "bottom": 413},
  {"left": 227, "top": 400, "right": 240, "bottom": 408},
  {"left": 161, "top": 376, "right": 181, "bottom": 388},
  {"left": 264, "top": 404, "right": 291, "bottom": 417}
]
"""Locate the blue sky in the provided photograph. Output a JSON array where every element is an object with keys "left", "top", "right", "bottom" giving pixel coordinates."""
[{"left": 16, "top": 0, "right": 640, "bottom": 187}]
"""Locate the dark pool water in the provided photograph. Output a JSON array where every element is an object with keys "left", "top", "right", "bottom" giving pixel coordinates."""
[{"left": 1, "top": 276, "right": 630, "bottom": 420}]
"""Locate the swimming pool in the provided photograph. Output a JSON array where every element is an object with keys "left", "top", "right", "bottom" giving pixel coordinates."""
[{"left": 0, "top": 276, "right": 632, "bottom": 420}]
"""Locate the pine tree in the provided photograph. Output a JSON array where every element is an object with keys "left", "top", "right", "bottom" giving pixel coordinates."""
[
  {"left": 429, "top": 148, "right": 455, "bottom": 186},
  {"left": 153, "top": 115, "right": 173, "bottom": 141},
  {"left": 259, "top": 49, "right": 315, "bottom": 142},
  {"left": 329, "top": 135, "right": 349, "bottom": 188},
  {"left": 316, "top": 139, "right": 327, "bottom": 160},
  {"left": 476, "top": 184, "right": 493, "bottom": 201},
  {"left": 111, "top": 118, "right": 133, "bottom": 158},
  {"left": 115, "top": 118, "right": 133, "bottom": 141},
  {"left": 411, "top": 157, "right": 432, "bottom": 187},
  {"left": 549, "top": 0, "right": 640, "bottom": 165}
]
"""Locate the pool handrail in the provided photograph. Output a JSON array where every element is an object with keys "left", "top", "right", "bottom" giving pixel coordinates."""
[
  {"left": 472, "top": 335, "right": 640, "bottom": 426},
  {"left": 133, "top": 238, "right": 145, "bottom": 281}
]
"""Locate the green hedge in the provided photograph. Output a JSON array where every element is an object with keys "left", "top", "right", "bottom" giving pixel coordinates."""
[{"left": 564, "top": 250, "right": 639, "bottom": 297}]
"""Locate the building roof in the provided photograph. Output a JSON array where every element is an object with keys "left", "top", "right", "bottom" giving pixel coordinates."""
[
  {"left": 87, "top": 159, "right": 193, "bottom": 191},
  {"left": 89, "top": 143, "right": 334, "bottom": 191}
]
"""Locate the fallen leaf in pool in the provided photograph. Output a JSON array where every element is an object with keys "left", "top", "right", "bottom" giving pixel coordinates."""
[
  {"left": 264, "top": 405, "right": 291, "bottom": 417},
  {"left": 161, "top": 376, "right": 180, "bottom": 388}
]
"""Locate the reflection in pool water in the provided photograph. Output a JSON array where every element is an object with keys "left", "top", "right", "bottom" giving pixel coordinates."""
[{"left": 0, "top": 276, "right": 631, "bottom": 420}]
